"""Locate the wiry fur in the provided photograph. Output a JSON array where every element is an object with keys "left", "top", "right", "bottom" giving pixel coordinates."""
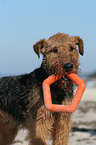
[{"left": 0, "top": 33, "right": 84, "bottom": 145}]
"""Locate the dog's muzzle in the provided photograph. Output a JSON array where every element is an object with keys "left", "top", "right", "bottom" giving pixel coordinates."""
[{"left": 63, "top": 63, "right": 73, "bottom": 72}]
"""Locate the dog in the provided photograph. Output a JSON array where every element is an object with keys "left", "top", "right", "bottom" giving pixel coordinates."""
[{"left": 0, "top": 33, "right": 84, "bottom": 145}]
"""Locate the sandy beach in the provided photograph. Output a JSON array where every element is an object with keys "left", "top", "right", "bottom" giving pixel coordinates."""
[
  {"left": 69, "top": 86, "right": 96, "bottom": 145},
  {"left": 12, "top": 86, "right": 96, "bottom": 145}
]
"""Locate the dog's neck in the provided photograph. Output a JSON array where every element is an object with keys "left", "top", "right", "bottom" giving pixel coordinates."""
[
  {"left": 34, "top": 65, "right": 73, "bottom": 104},
  {"left": 34, "top": 65, "right": 49, "bottom": 83},
  {"left": 34, "top": 65, "right": 73, "bottom": 90}
]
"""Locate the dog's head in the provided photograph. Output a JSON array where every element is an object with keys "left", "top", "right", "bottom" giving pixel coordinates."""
[{"left": 33, "top": 33, "right": 84, "bottom": 75}]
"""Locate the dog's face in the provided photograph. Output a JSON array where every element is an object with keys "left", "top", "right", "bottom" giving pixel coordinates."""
[{"left": 33, "top": 33, "right": 84, "bottom": 75}]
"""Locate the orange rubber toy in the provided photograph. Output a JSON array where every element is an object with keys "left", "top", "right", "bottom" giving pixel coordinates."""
[{"left": 42, "top": 73, "right": 86, "bottom": 113}]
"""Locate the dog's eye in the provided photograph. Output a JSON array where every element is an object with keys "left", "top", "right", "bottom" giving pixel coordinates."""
[
  {"left": 70, "top": 46, "right": 74, "bottom": 51},
  {"left": 52, "top": 47, "right": 58, "bottom": 53}
]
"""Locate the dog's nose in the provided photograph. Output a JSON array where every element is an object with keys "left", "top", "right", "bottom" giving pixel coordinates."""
[{"left": 63, "top": 63, "right": 73, "bottom": 72}]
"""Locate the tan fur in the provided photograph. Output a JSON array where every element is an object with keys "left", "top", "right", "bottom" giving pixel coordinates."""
[{"left": 0, "top": 121, "right": 18, "bottom": 145}]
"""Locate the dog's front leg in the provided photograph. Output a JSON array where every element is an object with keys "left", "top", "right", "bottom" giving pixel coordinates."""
[
  {"left": 52, "top": 113, "right": 71, "bottom": 145},
  {"left": 26, "top": 105, "right": 53, "bottom": 145}
]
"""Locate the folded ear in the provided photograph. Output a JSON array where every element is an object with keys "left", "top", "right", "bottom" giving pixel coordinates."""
[
  {"left": 73, "top": 36, "right": 84, "bottom": 55},
  {"left": 33, "top": 39, "right": 47, "bottom": 58}
]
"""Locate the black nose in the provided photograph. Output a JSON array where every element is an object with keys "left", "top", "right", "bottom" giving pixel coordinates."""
[{"left": 63, "top": 63, "right": 73, "bottom": 72}]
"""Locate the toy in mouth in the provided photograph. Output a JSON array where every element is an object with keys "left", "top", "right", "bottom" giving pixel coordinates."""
[{"left": 42, "top": 73, "right": 86, "bottom": 113}]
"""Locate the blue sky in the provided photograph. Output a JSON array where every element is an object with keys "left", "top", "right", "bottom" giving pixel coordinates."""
[{"left": 0, "top": 0, "right": 96, "bottom": 75}]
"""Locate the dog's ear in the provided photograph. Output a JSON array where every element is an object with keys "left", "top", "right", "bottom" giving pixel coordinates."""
[
  {"left": 33, "top": 39, "right": 47, "bottom": 58},
  {"left": 73, "top": 36, "right": 84, "bottom": 55}
]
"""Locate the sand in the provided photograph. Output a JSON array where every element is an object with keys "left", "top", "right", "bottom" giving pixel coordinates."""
[{"left": 12, "top": 87, "right": 96, "bottom": 145}]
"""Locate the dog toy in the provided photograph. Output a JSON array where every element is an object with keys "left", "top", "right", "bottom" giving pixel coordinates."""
[{"left": 42, "top": 73, "right": 86, "bottom": 113}]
